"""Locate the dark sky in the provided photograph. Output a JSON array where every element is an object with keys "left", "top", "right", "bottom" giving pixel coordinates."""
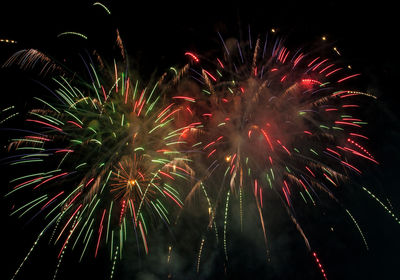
[{"left": 1, "top": 1, "right": 400, "bottom": 280}]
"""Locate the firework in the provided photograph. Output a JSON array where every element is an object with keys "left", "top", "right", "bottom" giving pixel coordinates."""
[
  {"left": 183, "top": 29, "right": 380, "bottom": 277},
  {"left": 2, "top": 43, "right": 193, "bottom": 279}
]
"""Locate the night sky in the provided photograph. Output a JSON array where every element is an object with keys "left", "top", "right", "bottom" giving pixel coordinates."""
[{"left": 1, "top": 1, "right": 400, "bottom": 280}]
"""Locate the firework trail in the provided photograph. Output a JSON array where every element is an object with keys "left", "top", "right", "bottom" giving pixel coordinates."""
[
  {"left": 1, "top": 34, "right": 194, "bottom": 279},
  {"left": 183, "top": 28, "right": 381, "bottom": 277}
]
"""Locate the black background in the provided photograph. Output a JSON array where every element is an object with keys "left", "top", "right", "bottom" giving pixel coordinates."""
[{"left": 1, "top": 1, "right": 399, "bottom": 279}]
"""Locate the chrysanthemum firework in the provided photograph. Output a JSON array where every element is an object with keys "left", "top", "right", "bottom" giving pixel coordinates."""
[
  {"left": 183, "top": 30, "right": 382, "bottom": 278},
  {"left": 2, "top": 45, "right": 194, "bottom": 279}
]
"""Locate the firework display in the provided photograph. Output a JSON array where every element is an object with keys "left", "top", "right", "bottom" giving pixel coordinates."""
[{"left": 1, "top": 3, "right": 398, "bottom": 279}]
